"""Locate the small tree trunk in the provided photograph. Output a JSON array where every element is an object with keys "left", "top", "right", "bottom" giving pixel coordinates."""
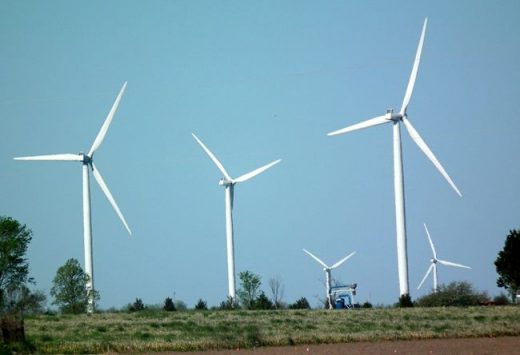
[{"left": 1, "top": 315, "right": 25, "bottom": 344}]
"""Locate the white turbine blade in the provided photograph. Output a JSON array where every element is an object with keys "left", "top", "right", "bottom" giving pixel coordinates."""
[
  {"left": 233, "top": 159, "right": 281, "bottom": 183},
  {"left": 192, "top": 133, "right": 231, "bottom": 180},
  {"left": 14, "top": 153, "right": 82, "bottom": 161},
  {"left": 423, "top": 223, "right": 437, "bottom": 259},
  {"left": 303, "top": 249, "right": 328, "bottom": 269},
  {"left": 417, "top": 263, "right": 434, "bottom": 290},
  {"left": 88, "top": 82, "right": 127, "bottom": 157},
  {"left": 400, "top": 18, "right": 428, "bottom": 114},
  {"left": 402, "top": 117, "right": 462, "bottom": 197},
  {"left": 327, "top": 115, "right": 389, "bottom": 136},
  {"left": 330, "top": 251, "right": 356, "bottom": 269},
  {"left": 91, "top": 163, "right": 132, "bottom": 235},
  {"left": 437, "top": 259, "right": 471, "bottom": 269}
]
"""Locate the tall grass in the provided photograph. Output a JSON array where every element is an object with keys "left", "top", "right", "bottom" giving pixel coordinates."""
[{"left": 25, "top": 306, "right": 520, "bottom": 353}]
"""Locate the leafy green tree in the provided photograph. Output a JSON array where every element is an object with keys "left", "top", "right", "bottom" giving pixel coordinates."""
[
  {"left": 50, "top": 258, "right": 98, "bottom": 314},
  {"left": 253, "top": 292, "right": 273, "bottom": 310},
  {"left": 0, "top": 216, "right": 33, "bottom": 294},
  {"left": 415, "top": 281, "right": 488, "bottom": 307},
  {"left": 289, "top": 297, "right": 311, "bottom": 309},
  {"left": 194, "top": 299, "right": 208, "bottom": 310},
  {"left": 495, "top": 229, "right": 520, "bottom": 302},
  {"left": 237, "top": 271, "right": 262, "bottom": 309},
  {"left": 163, "top": 297, "right": 176, "bottom": 311}
]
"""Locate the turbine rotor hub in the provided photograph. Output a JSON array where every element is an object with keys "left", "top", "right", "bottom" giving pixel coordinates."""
[
  {"left": 219, "top": 178, "right": 233, "bottom": 187},
  {"left": 386, "top": 109, "right": 403, "bottom": 122},
  {"left": 81, "top": 153, "right": 92, "bottom": 165}
]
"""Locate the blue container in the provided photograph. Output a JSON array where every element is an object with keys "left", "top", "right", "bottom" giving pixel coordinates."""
[{"left": 335, "top": 298, "right": 345, "bottom": 309}]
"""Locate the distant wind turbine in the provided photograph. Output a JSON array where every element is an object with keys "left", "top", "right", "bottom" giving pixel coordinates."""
[
  {"left": 15, "top": 82, "right": 131, "bottom": 313},
  {"left": 327, "top": 18, "right": 461, "bottom": 297},
  {"left": 303, "top": 249, "right": 356, "bottom": 309},
  {"left": 417, "top": 223, "right": 471, "bottom": 293},
  {"left": 192, "top": 133, "right": 281, "bottom": 303}
]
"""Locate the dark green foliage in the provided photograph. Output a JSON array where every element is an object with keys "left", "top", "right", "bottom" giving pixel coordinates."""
[
  {"left": 362, "top": 301, "right": 373, "bottom": 309},
  {"left": 237, "top": 271, "right": 262, "bottom": 309},
  {"left": 252, "top": 292, "right": 273, "bottom": 310},
  {"left": 129, "top": 298, "right": 145, "bottom": 312},
  {"left": 218, "top": 297, "right": 238, "bottom": 310},
  {"left": 163, "top": 297, "right": 176, "bottom": 312},
  {"left": 194, "top": 299, "right": 207, "bottom": 310},
  {"left": 2, "top": 287, "right": 46, "bottom": 316},
  {"left": 50, "top": 259, "right": 98, "bottom": 314},
  {"left": 493, "top": 293, "right": 510, "bottom": 306},
  {"left": 0, "top": 216, "right": 33, "bottom": 294},
  {"left": 398, "top": 294, "right": 413, "bottom": 308},
  {"left": 495, "top": 229, "right": 520, "bottom": 302},
  {"left": 415, "top": 281, "right": 489, "bottom": 307},
  {"left": 289, "top": 297, "right": 311, "bottom": 309}
]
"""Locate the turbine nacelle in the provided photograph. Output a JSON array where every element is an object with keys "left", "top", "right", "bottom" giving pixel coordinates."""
[
  {"left": 385, "top": 109, "right": 403, "bottom": 122},
  {"left": 80, "top": 153, "right": 92, "bottom": 165},
  {"left": 219, "top": 178, "right": 234, "bottom": 187},
  {"left": 430, "top": 258, "right": 437, "bottom": 264}
]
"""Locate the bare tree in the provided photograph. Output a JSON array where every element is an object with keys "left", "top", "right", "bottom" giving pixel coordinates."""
[{"left": 268, "top": 276, "right": 285, "bottom": 309}]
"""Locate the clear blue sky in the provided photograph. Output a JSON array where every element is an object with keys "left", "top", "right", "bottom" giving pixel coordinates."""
[{"left": 1, "top": 0, "right": 519, "bottom": 308}]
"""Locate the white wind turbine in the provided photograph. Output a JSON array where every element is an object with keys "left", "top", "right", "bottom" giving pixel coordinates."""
[
  {"left": 303, "top": 249, "right": 356, "bottom": 309},
  {"left": 328, "top": 18, "right": 462, "bottom": 297},
  {"left": 15, "top": 82, "right": 131, "bottom": 313},
  {"left": 418, "top": 223, "right": 471, "bottom": 293},
  {"left": 192, "top": 133, "right": 281, "bottom": 302}
]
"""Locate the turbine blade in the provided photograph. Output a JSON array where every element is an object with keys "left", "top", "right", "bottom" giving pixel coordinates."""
[
  {"left": 437, "top": 259, "right": 471, "bottom": 269},
  {"left": 402, "top": 117, "right": 462, "bottom": 197},
  {"left": 327, "top": 115, "right": 389, "bottom": 136},
  {"left": 233, "top": 159, "right": 281, "bottom": 183},
  {"left": 417, "top": 263, "right": 434, "bottom": 290},
  {"left": 91, "top": 163, "right": 132, "bottom": 235},
  {"left": 400, "top": 18, "right": 428, "bottom": 114},
  {"left": 423, "top": 223, "right": 437, "bottom": 259},
  {"left": 192, "top": 133, "right": 231, "bottom": 180},
  {"left": 14, "top": 153, "right": 82, "bottom": 161},
  {"left": 88, "top": 82, "right": 127, "bottom": 157},
  {"left": 303, "top": 249, "right": 328, "bottom": 269},
  {"left": 330, "top": 251, "right": 356, "bottom": 269}
]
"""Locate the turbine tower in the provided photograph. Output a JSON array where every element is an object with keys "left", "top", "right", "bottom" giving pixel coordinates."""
[
  {"left": 417, "top": 223, "right": 471, "bottom": 293},
  {"left": 328, "top": 18, "right": 461, "bottom": 297},
  {"left": 15, "top": 82, "right": 131, "bottom": 313},
  {"left": 192, "top": 133, "right": 281, "bottom": 302},
  {"left": 303, "top": 249, "right": 356, "bottom": 309}
]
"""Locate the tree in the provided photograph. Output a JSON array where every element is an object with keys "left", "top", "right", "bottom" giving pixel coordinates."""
[
  {"left": 415, "top": 281, "right": 488, "bottom": 307},
  {"left": 398, "top": 293, "right": 413, "bottom": 308},
  {"left": 50, "top": 258, "right": 98, "bottom": 314},
  {"left": 0, "top": 216, "right": 33, "bottom": 295},
  {"left": 194, "top": 299, "right": 208, "bottom": 310},
  {"left": 129, "top": 298, "right": 145, "bottom": 312},
  {"left": 163, "top": 297, "right": 176, "bottom": 311},
  {"left": 289, "top": 297, "right": 311, "bottom": 309},
  {"left": 237, "top": 271, "right": 261, "bottom": 309},
  {"left": 0, "top": 216, "right": 38, "bottom": 345},
  {"left": 495, "top": 229, "right": 520, "bottom": 302},
  {"left": 268, "top": 276, "right": 285, "bottom": 309},
  {"left": 253, "top": 292, "right": 273, "bottom": 310}
]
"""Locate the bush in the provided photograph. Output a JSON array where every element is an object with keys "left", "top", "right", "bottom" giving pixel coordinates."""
[
  {"left": 194, "top": 299, "right": 208, "bottom": 310},
  {"left": 415, "top": 281, "right": 489, "bottom": 307},
  {"left": 289, "top": 297, "right": 311, "bottom": 309},
  {"left": 493, "top": 293, "right": 510, "bottom": 306},
  {"left": 398, "top": 294, "right": 413, "bottom": 308},
  {"left": 174, "top": 300, "right": 188, "bottom": 311},
  {"left": 129, "top": 298, "right": 145, "bottom": 312},
  {"left": 163, "top": 297, "right": 176, "bottom": 312},
  {"left": 362, "top": 301, "right": 373, "bottom": 309},
  {"left": 252, "top": 292, "right": 273, "bottom": 310},
  {"left": 218, "top": 297, "right": 237, "bottom": 310}
]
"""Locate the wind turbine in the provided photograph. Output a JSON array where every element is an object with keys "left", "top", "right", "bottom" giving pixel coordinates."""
[
  {"left": 15, "top": 82, "right": 131, "bottom": 313},
  {"left": 303, "top": 249, "right": 356, "bottom": 309},
  {"left": 417, "top": 223, "right": 471, "bottom": 293},
  {"left": 327, "top": 18, "right": 462, "bottom": 297},
  {"left": 192, "top": 133, "right": 281, "bottom": 303}
]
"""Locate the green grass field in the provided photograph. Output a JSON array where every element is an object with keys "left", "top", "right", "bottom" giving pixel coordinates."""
[{"left": 24, "top": 306, "right": 520, "bottom": 353}]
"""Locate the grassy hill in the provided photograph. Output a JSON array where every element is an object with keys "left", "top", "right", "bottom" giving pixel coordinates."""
[{"left": 24, "top": 306, "right": 520, "bottom": 353}]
